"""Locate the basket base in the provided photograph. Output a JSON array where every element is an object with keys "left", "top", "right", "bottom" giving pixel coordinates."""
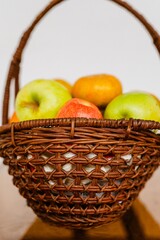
[
  {"left": 21, "top": 200, "right": 160, "bottom": 240},
  {"left": 31, "top": 205, "right": 132, "bottom": 230}
]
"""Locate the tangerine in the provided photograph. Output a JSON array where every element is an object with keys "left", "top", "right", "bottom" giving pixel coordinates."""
[
  {"left": 72, "top": 74, "right": 123, "bottom": 107},
  {"left": 54, "top": 79, "right": 72, "bottom": 93},
  {"left": 9, "top": 112, "right": 19, "bottom": 123}
]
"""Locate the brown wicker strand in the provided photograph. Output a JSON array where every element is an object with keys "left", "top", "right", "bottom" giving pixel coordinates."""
[
  {"left": 2, "top": 0, "right": 64, "bottom": 125},
  {"left": 110, "top": 0, "right": 160, "bottom": 53}
]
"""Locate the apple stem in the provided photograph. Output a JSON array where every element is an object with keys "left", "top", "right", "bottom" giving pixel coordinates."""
[{"left": 22, "top": 101, "right": 39, "bottom": 110}]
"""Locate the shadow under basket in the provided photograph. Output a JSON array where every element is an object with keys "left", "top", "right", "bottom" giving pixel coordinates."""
[{"left": 0, "top": 0, "right": 160, "bottom": 230}]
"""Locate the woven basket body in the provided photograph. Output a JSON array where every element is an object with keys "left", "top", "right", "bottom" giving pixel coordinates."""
[{"left": 0, "top": 0, "right": 160, "bottom": 230}]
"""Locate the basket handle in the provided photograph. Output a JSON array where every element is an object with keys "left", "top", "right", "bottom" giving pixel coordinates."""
[{"left": 2, "top": 0, "right": 160, "bottom": 125}]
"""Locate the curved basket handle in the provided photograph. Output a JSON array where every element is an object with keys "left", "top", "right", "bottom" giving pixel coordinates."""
[{"left": 2, "top": 0, "right": 160, "bottom": 124}]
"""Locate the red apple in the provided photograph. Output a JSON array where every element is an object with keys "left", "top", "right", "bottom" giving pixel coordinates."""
[{"left": 56, "top": 98, "right": 103, "bottom": 119}]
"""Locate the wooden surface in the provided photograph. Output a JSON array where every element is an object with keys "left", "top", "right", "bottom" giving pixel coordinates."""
[{"left": 0, "top": 165, "right": 35, "bottom": 240}]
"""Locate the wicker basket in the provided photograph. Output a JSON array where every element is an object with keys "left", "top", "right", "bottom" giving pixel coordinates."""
[{"left": 0, "top": 0, "right": 160, "bottom": 230}]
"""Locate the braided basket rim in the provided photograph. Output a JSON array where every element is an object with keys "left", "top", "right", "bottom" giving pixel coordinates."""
[{"left": 1, "top": 118, "right": 160, "bottom": 134}]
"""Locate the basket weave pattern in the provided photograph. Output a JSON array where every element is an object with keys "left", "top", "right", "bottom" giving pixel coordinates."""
[
  {"left": 0, "top": 0, "right": 160, "bottom": 229},
  {"left": 0, "top": 118, "right": 160, "bottom": 228}
]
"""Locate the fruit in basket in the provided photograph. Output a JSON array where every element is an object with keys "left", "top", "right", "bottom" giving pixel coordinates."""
[
  {"left": 15, "top": 79, "right": 72, "bottom": 121},
  {"left": 54, "top": 79, "right": 72, "bottom": 93},
  {"left": 104, "top": 91, "right": 160, "bottom": 121},
  {"left": 9, "top": 112, "right": 19, "bottom": 123},
  {"left": 56, "top": 98, "right": 103, "bottom": 119},
  {"left": 72, "top": 74, "right": 122, "bottom": 107}
]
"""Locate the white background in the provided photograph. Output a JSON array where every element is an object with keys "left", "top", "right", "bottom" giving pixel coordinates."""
[{"left": 0, "top": 0, "right": 160, "bottom": 239}]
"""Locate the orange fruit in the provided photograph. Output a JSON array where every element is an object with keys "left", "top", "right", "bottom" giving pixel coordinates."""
[
  {"left": 72, "top": 74, "right": 123, "bottom": 107},
  {"left": 9, "top": 112, "right": 19, "bottom": 123},
  {"left": 151, "top": 93, "right": 159, "bottom": 102},
  {"left": 54, "top": 79, "right": 72, "bottom": 93}
]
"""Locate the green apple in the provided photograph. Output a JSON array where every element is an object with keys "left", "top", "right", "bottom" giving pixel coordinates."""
[
  {"left": 104, "top": 91, "right": 160, "bottom": 121},
  {"left": 15, "top": 79, "right": 72, "bottom": 121}
]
